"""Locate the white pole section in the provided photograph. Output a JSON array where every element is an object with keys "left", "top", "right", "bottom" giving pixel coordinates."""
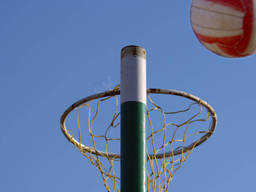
[{"left": 121, "top": 45, "right": 147, "bottom": 105}]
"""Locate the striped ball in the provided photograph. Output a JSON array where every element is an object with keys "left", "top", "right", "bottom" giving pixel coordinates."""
[{"left": 190, "top": 0, "right": 256, "bottom": 57}]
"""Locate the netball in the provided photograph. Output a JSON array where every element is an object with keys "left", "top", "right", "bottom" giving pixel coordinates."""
[{"left": 191, "top": 0, "right": 256, "bottom": 57}]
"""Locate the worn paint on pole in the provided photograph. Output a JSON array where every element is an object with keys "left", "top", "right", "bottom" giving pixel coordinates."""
[{"left": 120, "top": 45, "right": 147, "bottom": 192}]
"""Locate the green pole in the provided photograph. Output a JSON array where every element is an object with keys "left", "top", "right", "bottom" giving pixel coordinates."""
[{"left": 120, "top": 45, "right": 147, "bottom": 192}]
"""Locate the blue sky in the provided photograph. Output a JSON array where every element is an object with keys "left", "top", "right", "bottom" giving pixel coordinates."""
[{"left": 1, "top": 0, "right": 256, "bottom": 191}]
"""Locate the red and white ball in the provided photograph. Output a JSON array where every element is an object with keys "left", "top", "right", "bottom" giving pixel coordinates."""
[{"left": 191, "top": 0, "right": 256, "bottom": 57}]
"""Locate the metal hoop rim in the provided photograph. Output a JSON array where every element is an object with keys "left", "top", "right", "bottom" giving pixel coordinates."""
[{"left": 60, "top": 88, "right": 217, "bottom": 159}]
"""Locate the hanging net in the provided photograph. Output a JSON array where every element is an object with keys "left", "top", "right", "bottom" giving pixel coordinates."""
[{"left": 60, "top": 87, "right": 217, "bottom": 192}]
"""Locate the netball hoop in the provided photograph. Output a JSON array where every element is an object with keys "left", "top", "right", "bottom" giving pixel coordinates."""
[
  {"left": 60, "top": 88, "right": 217, "bottom": 191},
  {"left": 60, "top": 46, "right": 217, "bottom": 192}
]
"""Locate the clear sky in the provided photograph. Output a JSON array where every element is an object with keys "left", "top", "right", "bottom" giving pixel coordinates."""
[{"left": 1, "top": 0, "right": 256, "bottom": 191}]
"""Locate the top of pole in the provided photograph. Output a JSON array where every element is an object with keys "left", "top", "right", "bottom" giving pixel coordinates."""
[
  {"left": 120, "top": 45, "right": 147, "bottom": 104},
  {"left": 121, "top": 45, "right": 146, "bottom": 59}
]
